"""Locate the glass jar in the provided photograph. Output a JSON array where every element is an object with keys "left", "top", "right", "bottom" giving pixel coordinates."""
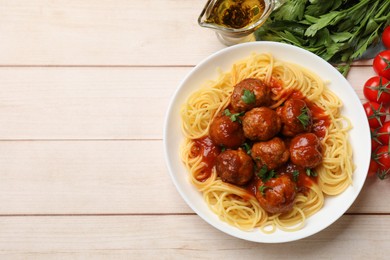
[{"left": 198, "top": 0, "right": 284, "bottom": 46}]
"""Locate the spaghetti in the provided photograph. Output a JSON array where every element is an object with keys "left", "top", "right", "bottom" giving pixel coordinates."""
[{"left": 180, "top": 53, "right": 354, "bottom": 232}]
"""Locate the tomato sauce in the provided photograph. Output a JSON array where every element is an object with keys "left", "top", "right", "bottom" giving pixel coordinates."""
[
  {"left": 310, "top": 105, "right": 331, "bottom": 139},
  {"left": 270, "top": 77, "right": 284, "bottom": 94},
  {"left": 191, "top": 137, "right": 221, "bottom": 181},
  {"left": 282, "top": 163, "right": 317, "bottom": 194},
  {"left": 243, "top": 178, "right": 259, "bottom": 200}
]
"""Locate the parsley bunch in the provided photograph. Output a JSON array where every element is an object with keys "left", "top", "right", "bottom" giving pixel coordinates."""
[{"left": 255, "top": 0, "right": 390, "bottom": 76}]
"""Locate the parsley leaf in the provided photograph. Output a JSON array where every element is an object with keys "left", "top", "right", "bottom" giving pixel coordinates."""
[
  {"left": 242, "top": 143, "right": 251, "bottom": 155},
  {"left": 297, "top": 106, "right": 310, "bottom": 129},
  {"left": 305, "top": 11, "right": 343, "bottom": 37},
  {"left": 257, "top": 165, "right": 268, "bottom": 179},
  {"left": 306, "top": 168, "right": 318, "bottom": 177},
  {"left": 224, "top": 109, "right": 232, "bottom": 117},
  {"left": 241, "top": 89, "right": 256, "bottom": 104},
  {"left": 305, "top": 0, "right": 336, "bottom": 17},
  {"left": 223, "top": 109, "right": 244, "bottom": 123},
  {"left": 257, "top": 165, "right": 276, "bottom": 182},
  {"left": 274, "top": 0, "right": 306, "bottom": 21},
  {"left": 258, "top": 185, "right": 269, "bottom": 196},
  {"left": 292, "top": 170, "right": 300, "bottom": 182}
]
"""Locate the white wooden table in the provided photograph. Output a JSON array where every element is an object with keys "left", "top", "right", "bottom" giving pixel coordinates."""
[{"left": 0, "top": 1, "right": 388, "bottom": 258}]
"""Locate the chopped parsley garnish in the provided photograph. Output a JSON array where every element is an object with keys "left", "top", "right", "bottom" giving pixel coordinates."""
[
  {"left": 242, "top": 143, "right": 251, "bottom": 155},
  {"left": 257, "top": 165, "right": 268, "bottom": 178},
  {"left": 292, "top": 170, "right": 300, "bottom": 182},
  {"left": 223, "top": 109, "right": 244, "bottom": 123},
  {"left": 241, "top": 89, "right": 256, "bottom": 104},
  {"left": 297, "top": 106, "right": 310, "bottom": 129},
  {"left": 256, "top": 165, "right": 276, "bottom": 182},
  {"left": 306, "top": 168, "right": 317, "bottom": 177},
  {"left": 258, "top": 185, "right": 269, "bottom": 196}
]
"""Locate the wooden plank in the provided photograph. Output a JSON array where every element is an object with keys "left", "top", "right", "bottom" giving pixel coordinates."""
[
  {"left": 0, "top": 140, "right": 190, "bottom": 214},
  {"left": 0, "top": 66, "right": 373, "bottom": 140},
  {"left": 351, "top": 177, "right": 390, "bottom": 213},
  {"left": 0, "top": 1, "right": 377, "bottom": 66},
  {"left": 0, "top": 215, "right": 389, "bottom": 258},
  {"left": 0, "top": 67, "right": 188, "bottom": 139},
  {"left": 0, "top": 140, "right": 388, "bottom": 214},
  {"left": 0, "top": 0, "right": 224, "bottom": 66},
  {"left": 346, "top": 65, "right": 376, "bottom": 100}
]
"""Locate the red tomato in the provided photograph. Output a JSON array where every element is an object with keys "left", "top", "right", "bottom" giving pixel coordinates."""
[
  {"left": 377, "top": 146, "right": 390, "bottom": 171},
  {"left": 368, "top": 158, "right": 379, "bottom": 177},
  {"left": 373, "top": 50, "right": 390, "bottom": 79},
  {"left": 371, "top": 128, "right": 382, "bottom": 151},
  {"left": 363, "top": 101, "right": 387, "bottom": 128},
  {"left": 363, "top": 76, "right": 390, "bottom": 103},
  {"left": 378, "top": 121, "right": 390, "bottom": 145},
  {"left": 383, "top": 26, "right": 390, "bottom": 49}
]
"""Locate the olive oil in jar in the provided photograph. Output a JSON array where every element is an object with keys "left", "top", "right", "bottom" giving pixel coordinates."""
[{"left": 205, "top": 0, "right": 265, "bottom": 29}]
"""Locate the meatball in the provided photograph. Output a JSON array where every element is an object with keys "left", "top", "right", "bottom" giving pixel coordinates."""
[
  {"left": 215, "top": 149, "right": 254, "bottom": 186},
  {"left": 277, "top": 99, "right": 313, "bottom": 137},
  {"left": 231, "top": 78, "right": 270, "bottom": 112},
  {"left": 251, "top": 137, "right": 289, "bottom": 170},
  {"left": 255, "top": 175, "right": 296, "bottom": 214},
  {"left": 242, "top": 107, "right": 281, "bottom": 141},
  {"left": 278, "top": 163, "right": 312, "bottom": 194},
  {"left": 290, "top": 133, "right": 322, "bottom": 168},
  {"left": 209, "top": 112, "right": 245, "bottom": 149}
]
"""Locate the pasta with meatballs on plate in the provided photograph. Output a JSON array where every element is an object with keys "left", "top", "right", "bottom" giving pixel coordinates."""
[{"left": 180, "top": 53, "right": 353, "bottom": 233}]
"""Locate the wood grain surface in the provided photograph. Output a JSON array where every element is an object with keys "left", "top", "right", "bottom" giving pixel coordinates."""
[{"left": 0, "top": 0, "right": 387, "bottom": 258}]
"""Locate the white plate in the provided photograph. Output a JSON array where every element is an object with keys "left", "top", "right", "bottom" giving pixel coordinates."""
[{"left": 163, "top": 42, "right": 371, "bottom": 243}]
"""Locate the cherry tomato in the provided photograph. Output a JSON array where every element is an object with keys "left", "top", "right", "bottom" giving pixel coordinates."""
[
  {"left": 378, "top": 121, "right": 390, "bottom": 145},
  {"left": 373, "top": 50, "right": 390, "bottom": 80},
  {"left": 363, "top": 101, "right": 387, "bottom": 128},
  {"left": 368, "top": 158, "right": 379, "bottom": 177},
  {"left": 382, "top": 26, "right": 390, "bottom": 49},
  {"left": 371, "top": 128, "right": 382, "bottom": 151},
  {"left": 363, "top": 76, "right": 390, "bottom": 103},
  {"left": 376, "top": 145, "right": 390, "bottom": 171}
]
